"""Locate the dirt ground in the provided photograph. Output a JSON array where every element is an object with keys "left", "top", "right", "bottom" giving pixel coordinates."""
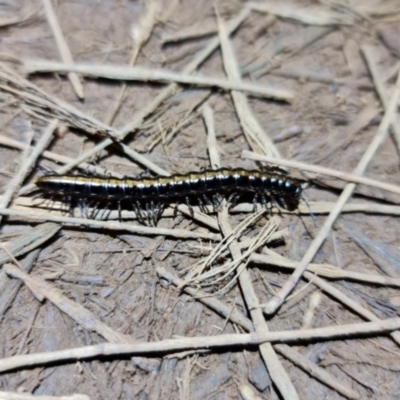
[{"left": 1, "top": 0, "right": 400, "bottom": 399}]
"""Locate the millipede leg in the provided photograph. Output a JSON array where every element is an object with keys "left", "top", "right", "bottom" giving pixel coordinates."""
[
  {"left": 135, "top": 200, "right": 146, "bottom": 224},
  {"left": 252, "top": 194, "right": 259, "bottom": 213},
  {"left": 212, "top": 194, "right": 223, "bottom": 212},
  {"left": 117, "top": 201, "right": 122, "bottom": 221},
  {"left": 185, "top": 196, "right": 194, "bottom": 217}
]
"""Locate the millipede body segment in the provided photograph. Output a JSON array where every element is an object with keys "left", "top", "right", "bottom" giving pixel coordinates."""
[{"left": 35, "top": 168, "right": 302, "bottom": 207}]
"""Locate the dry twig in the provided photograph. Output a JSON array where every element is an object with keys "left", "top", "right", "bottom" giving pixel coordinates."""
[
  {"left": 243, "top": 150, "right": 400, "bottom": 196},
  {"left": 25, "top": 60, "right": 294, "bottom": 102},
  {"left": 42, "top": 0, "right": 84, "bottom": 99},
  {"left": 0, "top": 119, "right": 58, "bottom": 223},
  {"left": 0, "top": 317, "right": 399, "bottom": 373}
]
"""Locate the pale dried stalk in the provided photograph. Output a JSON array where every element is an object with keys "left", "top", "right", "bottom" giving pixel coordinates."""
[
  {"left": 0, "top": 208, "right": 221, "bottom": 241},
  {"left": 0, "top": 317, "right": 398, "bottom": 374},
  {"left": 0, "top": 133, "right": 118, "bottom": 178},
  {"left": 0, "top": 223, "right": 60, "bottom": 266},
  {"left": 265, "top": 66, "right": 400, "bottom": 315},
  {"left": 9, "top": 196, "right": 400, "bottom": 218},
  {"left": 0, "top": 66, "right": 117, "bottom": 137},
  {"left": 25, "top": 60, "right": 293, "bottom": 102},
  {"left": 189, "top": 215, "right": 278, "bottom": 288},
  {"left": 247, "top": 1, "right": 355, "bottom": 25},
  {"left": 42, "top": 0, "right": 84, "bottom": 99},
  {"left": 0, "top": 9, "right": 38, "bottom": 28},
  {"left": 181, "top": 210, "right": 265, "bottom": 285},
  {"left": 242, "top": 150, "right": 400, "bottom": 196},
  {"left": 5, "top": 263, "right": 133, "bottom": 342},
  {"left": 0, "top": 119, "right": 58, "bottom": 223},
  {"left": 361, "top": 45, "right": 400, "bottom": 155},
  {"left": 217, "top": 10, "right": 281, "bottom": 157},
  {"left": 0, "top": 391, "right": 90, "bottom": 400},
  {"left": 251, "top": 252, "right": 400, "bottom": 288}
]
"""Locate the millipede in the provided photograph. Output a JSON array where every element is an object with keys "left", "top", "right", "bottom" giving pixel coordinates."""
[{"left": 35, "top": 168, "right": 303, "bottom": 219}]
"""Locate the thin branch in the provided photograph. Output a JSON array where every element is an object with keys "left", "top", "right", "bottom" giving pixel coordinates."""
[
  {"left": 0, "top": 66, "right": 117, "bottom": 137},
  {"left": 0, "top": 208, "right": 222, "bottom": 241},
  {"left": 0, "top": 133, "right": 119, "bottom": 179},
  {"left": 242, "top": 150, "right": 400, "bottom": 196},
  {"left": 25, "top": 60, "right": 294, "bottom": 102},
  {"left": 251, "top": 252, "right": 400, "bottom": 288},
  {"left": 247, "top": 2, "right": 355, "bottom": 25},
  {"left": 216, "top": 9, "right": 281, "bottom": 157},
  {"left": 361, "top": 44, "right": 400, "bottom": 155},
  {"left": 0, "top": 391, "right": 90, "bottom": 400},
  {"left": 0, "top": 317, "right": 399, "bottom": 373},
  {"left": 0, "top": 222, "right": 60, "bottom": 266},
  {"left": 0, "top": 120, "right": 58, "bottom": 223},
  {"left": 42, "top": 0, "right": 84, "bottom": 99}
]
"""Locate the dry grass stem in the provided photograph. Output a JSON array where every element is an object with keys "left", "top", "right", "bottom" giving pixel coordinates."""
[
  {"left": 247, "top": 1, "right": 355, "bottom": 25},
  {"left": 162, "top": 22, "right": 218, "bottom": 43},
  {"left": 186, "top": 213, "right": 279, "bottom": 290},
  {"left": 301, "top": 290, "right": 322, "bottom": 330},
  {"left": 265, "top": 66, "right": 400, "bottom": 315},
  {"left": 217, "top": 11, "right": 281, "bottom": 157},
  {"left": 181, "top": 210, "right": 266, "bottom": 285},
  {"left": 0, "top": 208, "right": 221, "bottom": 241},
  {"left": 0, "top": 223, "right": 60, "bottom": 267},
  {"left": 119, "top": 142, "right": 170, "bottom": 176},
  {"left": 0, "top": 250, "right": 40, "bottom": 318},
  {"left": 0, "top": 66, "right": 117, "bottom": 138},
  {"left": 203, "top": 106, "right": 220, "bottom": 167},
  {"left": 251, "top": 252, "right": 400, "bottom": 288},
  {"left": 243, "top": 150, "right": 400, "bottom": 196},
  {"left": 0, "top": 119, "right": 58, "bottom": 221},
  {"left": 0, "top": 9, "right": 38, "bottom": 28},
  {"left": 0, "top": 391, "right": 90, "bottom": 400},
  {"left": 0, "top": 134, "right": 118, "bottom": 178},
  {"left": 42, "top": 0, "right": 84, "bottom": 99},
  {"left": 218, "top": 209, "right": 299, "bottom": 400},
  {"left": 25, "top": 60, "right": 294, "bottom": 102},
  {"left": 1, "top": 317, "right": 400, "bottom": 374},
  {"left": 361, "top": 45, "right": 400, "bottom": 155},
  {"left": 9, "top": 196, "right": 400, "bottom": 219}
]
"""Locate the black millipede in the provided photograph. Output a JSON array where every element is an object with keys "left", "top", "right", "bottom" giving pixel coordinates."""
[{"left": 34, "top": 168, "right": 303, "bottom": 218}]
